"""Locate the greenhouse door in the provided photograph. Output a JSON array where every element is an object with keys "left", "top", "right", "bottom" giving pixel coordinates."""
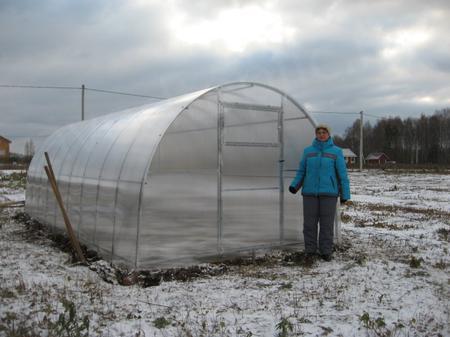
[{"left": 218, "top": 100, "right": 284, "bottom": 252}]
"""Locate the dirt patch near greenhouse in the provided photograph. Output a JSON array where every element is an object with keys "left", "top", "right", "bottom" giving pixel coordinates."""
[
  {"left": 350, "top": 201, "right": 450, "bottom": 220},
  {"left": 11, "top": 211, "right": 328, "bottom": 287},
  {"left": 340, "top": 212, "right": 415, "bottom": 230},
  {"left": 114, "top": 251, "right": 340, "bottom": 287},
  {"left": 12, "top": 212, "right": 101, "bottom": 263}
]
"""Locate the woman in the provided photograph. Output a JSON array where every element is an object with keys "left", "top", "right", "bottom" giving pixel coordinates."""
[{"left": 288, "top": 124, "right": 350, "bottom": 261}]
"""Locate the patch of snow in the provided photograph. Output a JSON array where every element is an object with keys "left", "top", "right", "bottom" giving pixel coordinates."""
[
  {"left": 0, "top": 170, "right": 27, "bottom": 176},
  {"left": 0, "top": 191, "right": 25, "bottom": 202}
]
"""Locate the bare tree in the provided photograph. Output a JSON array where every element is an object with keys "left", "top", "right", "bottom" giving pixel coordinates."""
[{"left": 24, "top": 139, "right": 35, "bottom": 159}]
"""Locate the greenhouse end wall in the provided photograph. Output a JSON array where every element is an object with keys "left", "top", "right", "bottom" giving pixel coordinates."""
[{"left": 26, "top": 82, "right": 335, "bottom": 269}]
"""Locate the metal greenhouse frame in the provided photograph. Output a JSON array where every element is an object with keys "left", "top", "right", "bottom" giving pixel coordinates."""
[{"left": 26, "top": 82, "right": 340, "bottom": 268}]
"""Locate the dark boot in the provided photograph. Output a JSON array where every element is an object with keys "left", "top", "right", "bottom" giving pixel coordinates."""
[
  {"left": 304, "top": 252, "right": 316, "bottom": 266},
  {"left": 320, "top": 254, "right": 332, "bottom": 262}
]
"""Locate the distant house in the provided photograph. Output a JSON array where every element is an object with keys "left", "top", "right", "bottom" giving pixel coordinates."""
[
  {"left": 366, "top": 152, "right": 390, "bottom": 165},
  {"left": 0, "top": 136, "right": 11, "bottom": 162},
  {"left": 342, "top": 148, "right": 357, "bottom": 165}
]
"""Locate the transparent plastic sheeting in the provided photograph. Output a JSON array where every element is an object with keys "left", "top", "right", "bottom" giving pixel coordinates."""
[{"left": 26, "top": 82, "right": 335, "bottom": 268}]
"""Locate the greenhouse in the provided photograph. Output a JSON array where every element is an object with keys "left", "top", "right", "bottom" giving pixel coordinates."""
[{"left": 26, "top": 82, "right": 340, "bottom": 268}]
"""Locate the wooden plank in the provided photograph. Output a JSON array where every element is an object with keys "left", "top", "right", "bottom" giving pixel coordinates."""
[{"left": 44, "top": 152, "right": 86, "bottom": 264}]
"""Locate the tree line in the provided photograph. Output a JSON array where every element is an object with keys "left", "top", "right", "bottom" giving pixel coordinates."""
[{"left": 334, "top": 108, "right": 450, "bottom": 165}]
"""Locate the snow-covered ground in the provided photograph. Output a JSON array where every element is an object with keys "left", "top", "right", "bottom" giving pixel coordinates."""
[
  {"left": 0, "top": 170, "right": 26, "bottom": 203},
  {"left": 0, "top": 170, "right": 449, "bottom": 336}
]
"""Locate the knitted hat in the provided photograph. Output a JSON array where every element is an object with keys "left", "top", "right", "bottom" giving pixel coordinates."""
[{"left": 315, "top": 124, "right": 331, "bottom": 134}]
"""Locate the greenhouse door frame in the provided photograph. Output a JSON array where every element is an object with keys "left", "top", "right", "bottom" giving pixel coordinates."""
[{"left": 216, "top": 92, "right": 285, "bottom": 254}]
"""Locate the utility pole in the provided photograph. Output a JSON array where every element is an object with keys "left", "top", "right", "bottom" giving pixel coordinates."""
[
  {"left": 81, "top": 84, "right": 85, "bottom": 121},
  {"left": 359, "top": 110, "right": 364, "bottom": 171}
]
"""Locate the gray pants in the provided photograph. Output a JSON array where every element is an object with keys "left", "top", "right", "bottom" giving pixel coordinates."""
[{"left": 303, "top": 195, "right": 337, "bottom": 255}]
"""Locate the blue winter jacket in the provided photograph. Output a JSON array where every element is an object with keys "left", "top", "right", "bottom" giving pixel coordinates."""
[{"left": 289, "top": 137, "right": 351, "bottom": 200}]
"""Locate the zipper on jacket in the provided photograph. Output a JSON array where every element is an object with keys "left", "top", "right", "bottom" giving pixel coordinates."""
[
  {"left": 317, "top": 152, "right": 322, "bottom": 196},
  {"left": 330, "top": 176, "right": 335, "bottom": 189}
]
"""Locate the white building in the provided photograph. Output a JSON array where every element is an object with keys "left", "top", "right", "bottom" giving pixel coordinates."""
[{"left": 342, "top": 148, "right": 357, "bottom": 165}]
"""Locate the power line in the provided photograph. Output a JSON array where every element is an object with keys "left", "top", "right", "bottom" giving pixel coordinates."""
[
  {"left": 0, "top": 84, "right": 80, "bottom": 90},
  {"left": 310, "top": 110, "right": 360, "bottom": 115},
  {"left": 85, "top": 87, "right": 166, "bottom": 100},
  {"left": 365, "top": 113, "right": 383, "bottom": 119},
  {"left": 310, "top": 110, "right": 385, "bottom": 119},
  {"left": 1, "top": 135, "right": 50, "bottom": 138},
  {"left": 0, "top": 84, "right": 166, "bottom": 100}
]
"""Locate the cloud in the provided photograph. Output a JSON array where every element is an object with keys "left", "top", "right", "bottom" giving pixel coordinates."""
[{"left": 0, "top": 0, "right": 449, "bottom": 152}]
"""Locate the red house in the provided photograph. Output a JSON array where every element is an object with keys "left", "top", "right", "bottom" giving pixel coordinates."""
[
  {"left": 366, "top": 152, "right": 390, "bottom": 165},
  {"left": 0, "top": 136, "right": 11, "bottom": 162}
]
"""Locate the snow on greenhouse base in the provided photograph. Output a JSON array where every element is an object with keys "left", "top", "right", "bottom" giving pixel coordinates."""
[{"left": 1, "top": 170, "right": 449, "bottom": 336}]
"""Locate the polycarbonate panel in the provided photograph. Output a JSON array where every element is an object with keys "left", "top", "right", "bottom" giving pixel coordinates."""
[
  {"left": 97, "top": 107, "right": 144, "bottom": 181},
  {"left": 119, "top": 95, "right": 206, "bottom": 183},
  {"left": 44, "top": 124, "right": 81, "bottom": 228},
  {"left": 95, "top": 110, "right": 144, "bottom": 262},
  {"left": 221, "top": 97, "right": 281, "bottom": 250},
  {"left": 80, "top": 113, "right": 136, "bottom": 252},
  {"left": 220, "top": 84, "right": 282, "bottom": 107},
  {"left": 139, "top": 171, "right": 217, "bottom": 267},
  {"left": 138, "top": 94, "right": 218, "bottom": 267},
  {"left": 107, "top": 181, "right": 140, "bottom": 264},
  {"left": 66, "top": 117, "right": 110, "bottom": 231},
  {"left": 77, "top": 117, "right": 124, "bottom": 246},
  {"left": 67, "top": 175, "right": 83, "bottom": 229},
  {"left": 104, "top": 106, "right": 164, "bottom": 264},
  {"left": 94, "top": 178, "right": 116, "bottom": 258},
  {"left": 224, "top": 113, "right": 279, "bottom": 144},
  {"left": 222, "top": 176, "right": 279, "bottom": 249},
  {"left": 83, "top": 120, "right": 123, "bottom": 178},
  {"left": 25, "top": 168, "right": 39, "bottom": 217},
  {"left": 53, "top": 121, "right": 110, "bottom": 229},
  {"left": 112, "top": 91, "right": 212, "bottom": 265},
  {"left": 59, "top": 121, "right": 102, "bottom": 202}
]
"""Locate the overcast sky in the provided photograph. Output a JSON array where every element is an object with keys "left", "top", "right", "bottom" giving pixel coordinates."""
[{"left": 1, "top": 0, "right": 449, "bottom": 153}]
